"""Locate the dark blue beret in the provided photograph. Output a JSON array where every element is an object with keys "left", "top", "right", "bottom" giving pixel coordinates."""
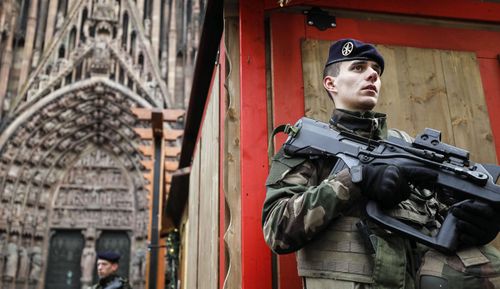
[
  {"left": 97, "top": 251, "right": 121, "bottom": 263},
  {"left": 325, "top": 38, "right": 385, "bottom": 75}
]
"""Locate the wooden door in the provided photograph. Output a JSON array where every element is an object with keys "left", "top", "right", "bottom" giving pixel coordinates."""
[
  {"left": 94, "top": 231, "right": 131, "bottom": 281},
  {"left": 45, "top": 230, "right": 84, "bottom": 289}
]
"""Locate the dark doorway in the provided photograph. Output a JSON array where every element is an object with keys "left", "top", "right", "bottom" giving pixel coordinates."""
[
  {"left": 93, "top": 231, "right": 131, "bottom": 282},
  {"left": 45, "top": 230, "right": 85, "bottom": 289}
]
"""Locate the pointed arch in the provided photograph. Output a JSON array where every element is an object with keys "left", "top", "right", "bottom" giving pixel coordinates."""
[{"left": 122, "top": 12, "right": 129, "bottom": 47}]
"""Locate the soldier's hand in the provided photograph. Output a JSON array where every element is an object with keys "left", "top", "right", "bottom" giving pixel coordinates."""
[
  {"left": 355, "top": 164, "right": 437, "bottom": 209},
  {"left": 452, "top": 200, "right": 499, "bottom": 247}
]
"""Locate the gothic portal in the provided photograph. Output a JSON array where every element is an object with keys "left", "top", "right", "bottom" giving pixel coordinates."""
[{"left": 0, "top": 0, "right": 203, "bottom": 288}]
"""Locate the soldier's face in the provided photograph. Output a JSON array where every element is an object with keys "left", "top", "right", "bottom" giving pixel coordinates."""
[
  {"left": 324, "top": 60, "right": 381, "bottom": 111},
  {"left": 97, "top": 259, "right": 119, "bottom": 278}
]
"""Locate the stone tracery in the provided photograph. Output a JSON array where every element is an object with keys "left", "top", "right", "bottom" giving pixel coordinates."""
[{"left": 0, "top": 0, "right": 198, "bottom": 287}]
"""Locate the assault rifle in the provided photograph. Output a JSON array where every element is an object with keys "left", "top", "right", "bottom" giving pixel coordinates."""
[{"left": 282, "top": 117, "right": 500, "bottom": 254}]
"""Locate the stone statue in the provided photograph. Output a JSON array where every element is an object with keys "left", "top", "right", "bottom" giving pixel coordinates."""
[
  {"left": 35, "top": 211, "right": 47, "bottom": 238},
  {"left": 4, "top": 235, "right": 18, "bottom": 280},
  {"left": 131, "top": 248, "right": 146, "bottom": 283},
  {"left": 80, "top": 240, "right": 96, "bottom": 286},
  {"left": 0, "top": 208, "right": 10, "bottom": 231},
  {"left": 55, "top": 11, "right": 64, "bottom": 31},
  {"left": 17, "top": 239, "right": 30, "bottom": 281},
  {"left": 0, "top": 233, "right": 7, "bottom": 281},
  {"left": 29, "top": 241, "right": 43, "bottom": 283}
]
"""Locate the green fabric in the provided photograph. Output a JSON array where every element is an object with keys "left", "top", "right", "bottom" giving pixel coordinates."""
[
  {"left": 265, "top": 148, "right": 307, "bottom": 186},
  {"left": 371, "top": 232, "right": 409, "bottom": 289},
  {"left": 418, "top": 245, "right": 500, "bottom": 289}
]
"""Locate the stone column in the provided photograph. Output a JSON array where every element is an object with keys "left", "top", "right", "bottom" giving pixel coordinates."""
[
  {"left": 159, "top": 0, "right": 170, "bottom": 79},
  {"left": 137, "top": 0, "right": 145, "bottom": 21},
  {"left": 32, "top": 0, "right": 48, "bottom": 68},
  {"left": 0, "top": 14, "right": 16, "bottom": 117},
  {"left": 44, "top": 0, "right": 58, "bottom": 50},
  {"left": 151, "top": 0, "right": 161, "bottom": 54},
  {"left": 17, "top": 0, "right": 40, "bottom": 91},
  {"left": 167, "top": 0, "right": 177, "bottom": 105}
]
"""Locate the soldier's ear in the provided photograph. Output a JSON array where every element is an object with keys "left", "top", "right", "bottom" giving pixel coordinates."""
[{"left": 323, "top": 76, "right": 337, "bottom": 94}]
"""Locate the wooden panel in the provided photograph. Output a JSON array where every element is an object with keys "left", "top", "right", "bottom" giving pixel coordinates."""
[
  {"left": 479, "top": 59, "right": 500, "bottom": 162},
  {"left": 301, "top": 39, "right": 496, "bottom": 163},
  {"left": 140, "top": 145, "right": 180, "bottom": 158},
  {"left": 185, "top": 141, "right": 201, "bottom": 289},
  {"left": 197, "top": 67, "right": 220, "bottom": 289},
  {"left": 271, "top": 13, "right": 307, "bottom": 148},
  {"left": 131, "top": 107, "right": 185, "bottom": 122},
  {"left": 164, "top": 129, "right": 184, "bottom": 141},
  {"left": 271, "top": 13, "right": 306, "bottom": 289},
  {"left": 222, "top": 13, "right": 243, "bottom": 289},
  {"left": 134, "top": 128, "right": 153, "bottom": 140},
  {"left": 134, "top": 127, "right": 183, "bottom": 140},
  {"left": 219, "top": 38, "right": 227, "bottom": 289},
  {"left": 164, "top": 160, "right": 179, "bottom": 171},
  {"left": 440, "top": 51, "right": 497, "bottom": 163},
  {"left": 165, "top": 146, "right": 181, "bottom": 157},
  {"left": 377, "top": 46, "right": 454, "bottom": 139},
  {"left": 239, "top": 1, "right": 273, "bottom": 289},
  {"left": 301, "top": 39, "right": 333, "bottom": 122},
  {"left": 141, "top": 160, "right": 153, "bottom": 171}
]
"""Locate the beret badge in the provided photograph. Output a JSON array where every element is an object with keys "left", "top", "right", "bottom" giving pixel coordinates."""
[{"left": 342, "top": 41, "right": 354, "bottom": 56}]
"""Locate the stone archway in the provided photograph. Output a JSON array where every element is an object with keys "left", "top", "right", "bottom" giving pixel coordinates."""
[{"left": 0, "top": 85, "right": 153, "bottom": 289}]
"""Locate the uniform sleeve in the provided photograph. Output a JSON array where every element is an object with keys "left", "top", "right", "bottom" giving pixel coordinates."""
[{"left": 262, "top": 150, "right": 359, "bottom": 254}]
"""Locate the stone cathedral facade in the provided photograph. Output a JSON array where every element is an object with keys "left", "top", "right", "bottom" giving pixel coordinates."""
[{"left": 0, "top": 0, "right": 205, "bottom": 288}]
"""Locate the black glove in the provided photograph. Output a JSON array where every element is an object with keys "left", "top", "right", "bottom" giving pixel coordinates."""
[
  {"left": 451, "top": 200, "right": 499, "bottom": 247},
  {"left": 355, "top": 164, "right": 437, "bottom": 209}
]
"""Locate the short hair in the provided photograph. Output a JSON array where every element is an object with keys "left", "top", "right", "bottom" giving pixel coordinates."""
[
  {"left": 323, "top": 62, "right": 342, "bottom": 100},
  {"left": 323, "top": 62, "right": 341, "bottom": 78}
]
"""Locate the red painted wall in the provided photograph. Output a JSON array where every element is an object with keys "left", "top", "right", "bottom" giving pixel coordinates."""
[
  {"left": 264, "top": 0, "right": 500, "bottom": 23},
  {"left": 238, "top": 1, "right": 500, "bottom": 289},
  {"left": 267, "top": 6, "right": 500, "bottom": 289}
]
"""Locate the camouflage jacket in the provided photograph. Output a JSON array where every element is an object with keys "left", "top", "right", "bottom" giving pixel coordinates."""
[
  {"left": 263, "top": 109, "right": 398, "bottom": 253},
  {"left": 262, "top": 109, "right": 500, "bottom": 288},
  {"left": 90, "top": 274, "right": 132, "bottom": 289}
]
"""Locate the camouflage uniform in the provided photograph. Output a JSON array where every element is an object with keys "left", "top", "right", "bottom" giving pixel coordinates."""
[
  {"left": 90, "top": 274, "right": 131, "bottom": 289},
  {"left": 262, "top": 109, "right": 500, "bottom": 289}
]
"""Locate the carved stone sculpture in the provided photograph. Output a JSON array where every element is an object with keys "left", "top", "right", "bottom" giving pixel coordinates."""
[
  {"left": 131, "top": 247, "right": 146, "bottom": 283},
  {"left": 0, "top": 233, "right": 7, "bottom": 281},
  {"left": 17, "top": 239, "right": 30, "bottom": 281},
  {"left": 80, "top": 240, "right": 96, "bottom": 286},
  {"left": 29, "top": 242, "right": 43, "bottom": 283},
  {"left": 4, "top": 235, "right": 18, "bottom": 280}
]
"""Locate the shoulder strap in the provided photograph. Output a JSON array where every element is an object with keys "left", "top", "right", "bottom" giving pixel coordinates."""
[{"left": 268, "top": 123, "right": 300, "bottom": 155}]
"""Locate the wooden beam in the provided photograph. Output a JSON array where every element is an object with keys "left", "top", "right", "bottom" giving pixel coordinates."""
[
  {"left": 263, "top": 0, "right": 500, "bottom": 24},
  {"left": 164, "top": 160, "right": 179, "bottom": 171},
  {"left": 131, "top": 107, "right": 186, "bottom": 122},
  {"left": 164, "top": 146, "right": 181, "bottom": 157},
  {"left": 134, "top": 128, "right": 183, "bottom": 140},
  {"left": 239, "top": 1, "right": 272, "bottom": 289}
]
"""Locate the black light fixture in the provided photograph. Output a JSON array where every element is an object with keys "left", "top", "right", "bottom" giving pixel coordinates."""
[{"left": 304, "top": 7, "right": 337, "bottom": 31}]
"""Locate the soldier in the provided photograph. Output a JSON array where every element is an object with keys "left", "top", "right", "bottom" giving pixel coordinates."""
[
  {"left": 90, "top": 251, "right": 131, "bottom": 289},
  {"left": 262, "top": 38, "right": 500, "bottom": 289}
]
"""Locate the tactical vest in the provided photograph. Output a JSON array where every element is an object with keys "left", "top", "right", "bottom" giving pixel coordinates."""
[{"left": 296, "top": 129, "right": 425, "bottom": 289}]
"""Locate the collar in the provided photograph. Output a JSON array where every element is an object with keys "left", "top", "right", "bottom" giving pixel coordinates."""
[
  {"left": 99, "top": 274, "right": 119, "bottom": 286},
  {"left": 329, "top": 109, "right": 388, "bottom": 139}
]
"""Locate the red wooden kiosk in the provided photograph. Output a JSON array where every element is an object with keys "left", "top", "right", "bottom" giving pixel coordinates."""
[{"left": 163, "top": 1, "right": 500, "bottom": 289}]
